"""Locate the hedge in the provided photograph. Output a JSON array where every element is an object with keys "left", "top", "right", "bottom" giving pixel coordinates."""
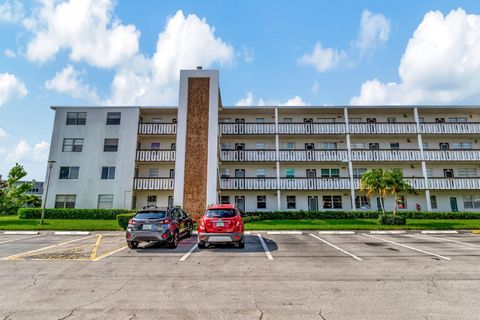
[
  {"left": 18, "top": 208, "right": 134, "bottom": 220},
  {"left": 117, "top": 213, "right": 136, "bottom": 230},
  {"left": 244, "top": 210, "right": 480, "bottom": 221},
  {"left": 379, "top": 214, "right": 406, "bottom": 225}
]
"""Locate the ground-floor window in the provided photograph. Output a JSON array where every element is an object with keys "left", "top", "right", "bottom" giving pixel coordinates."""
[
  {"left": 55, "top": 194, "right": 76, "bottom": 208},
  {"left": 430, "top": 195, "right": 438, "bottom": 209},
  {"left": 97, "top": 194, "right": 113, "bottom": 209},
  {"left": 286, "top": 195, "right": 296, "bottom": 209},
  {"left": 397, "top": 195, "right": 407, "bottom": 209},
  {"left": 220, "top": 195, "right": 230, "bottom": 204},
  {"left": 257, "top": 195, "right": 267, "bottom": 209},
  {"left": 463, "top": 195, "right": 480, "bottom": 209},
  {"left": 323, "top": 195, "right": 342, "bottom": 209},
  {"left": 355, "top": 196, "right": 370, "bottom": 209},
  {"left": 147, "top": 195, "right": 157, "bottom": 206},
  {"left": 168, "top": 196, "right": 173, "bottom": 207}
]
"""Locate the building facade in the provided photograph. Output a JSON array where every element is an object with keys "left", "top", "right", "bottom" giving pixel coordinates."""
[{"left": 44, "top": 69, "right": 480, "bottom": 213}]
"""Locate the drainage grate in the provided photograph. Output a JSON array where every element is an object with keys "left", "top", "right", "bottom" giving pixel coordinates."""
[{"left": 24, "top": 247, "right": 90, "bottom": 260}]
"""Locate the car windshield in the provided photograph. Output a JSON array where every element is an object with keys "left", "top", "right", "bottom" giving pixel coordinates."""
[
  {"left": 135, "top": 212, "right": 167, "bottom": 220},
  {"left": 205, "top": 209, "right": 236, "bottom": 218}
]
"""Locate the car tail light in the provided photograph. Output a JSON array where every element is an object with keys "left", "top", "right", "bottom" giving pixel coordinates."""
[
  {"left": 128, "top": 219, "right": 137, "bottom": 225},
  {"left": 198, "top": 218, "right": 206, "bottom": 232},
  {"left": 160, "top": 219, "right": 171, "bottom": 224}
]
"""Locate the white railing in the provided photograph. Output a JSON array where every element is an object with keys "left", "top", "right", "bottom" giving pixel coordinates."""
[
  {"left": 354, "top": 178, "right": 426, "bottom": 190},
  {"left": 278, "top": 123, "right": 346, "bottom": 134},
  {"left": 423, "top": 150, "right": 480, "bottom": 161},
  {"left": 351, "top": 149, "right": 421, "bottom": 161},
  {"left": 138, "top": 123, "right": 177, "bottom": 135},
  {"left": 220, "top": 150, "right": 277, "bottom": 162},
  {"left": 278, "top": 149, "right": 349, "bottom": 162},
  {"left": 133, "top": 178, "right": 174, "bottom": 190},
  {"left": 136, "top": 150, "right": 176, "bottom": 162},
  {"left": 349, "top": 123, "right": 417, "bottom": 134},
  {"left": 219, "top": 178, "right": 351, "bottom": 190},
  {"left": 219, "top": 123, "right": 276, "bottom": 135},
  {"left": 428, "top": 178, "right": 480, "bottom": 190},
  {"left": 420, "top": 122, "right": 480, "bottom": 134}
]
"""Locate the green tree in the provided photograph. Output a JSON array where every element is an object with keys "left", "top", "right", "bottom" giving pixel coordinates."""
[
  {"left": 0, "top": 164, "right": 33, "bottom": 215},
  {"left": 384, "top": 168, "right": 414, "bottom": 215},
  {"left": 360, "top": 169, "right": 388, "bottom": 213},
  {"left": 24, "top": 194, "right": 42, "bottom": 208}
]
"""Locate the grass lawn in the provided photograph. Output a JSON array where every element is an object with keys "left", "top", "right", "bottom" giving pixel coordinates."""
[
  {"left": 0, "top": 215, "right": 122, "bottom": 231},
  {"left": 244, "top": 219, "right": 480, "bottom": 230}
]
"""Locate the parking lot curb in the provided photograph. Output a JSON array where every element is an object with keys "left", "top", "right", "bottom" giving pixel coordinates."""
[
  {"left": 370, "top": 231, "right": 406, "bottom": 234},
  {"left": 54, "top": 231, "right": 90, "bottom": 236},
  {"left": 421, "top": 231, "right": 458, "bottom": 234},
  {"left": 318, "top": 231, "right": 355, "bottom": 235},
  {"left": 472, "top": 230, "right": 480, "bottom": 234},
  {"left": 4, "top": 231, "right": 39, "bottom": 235}
]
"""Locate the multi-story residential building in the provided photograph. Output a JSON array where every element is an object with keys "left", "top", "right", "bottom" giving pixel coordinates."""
[{"left": 44, "top": 68, "right": 480, "bottom": 214}]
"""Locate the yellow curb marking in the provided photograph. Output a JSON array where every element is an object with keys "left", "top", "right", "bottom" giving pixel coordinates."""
[
  {"left": 89, "top": 234, "right": 103, "bottom": 260},
  {"left": 472, "top": 230, "right": 480, "bottom": 234},
  {"left": 92, "top": 245, "right": 128, "bottom": 262}
]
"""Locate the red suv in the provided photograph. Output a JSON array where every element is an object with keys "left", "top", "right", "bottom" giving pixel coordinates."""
[{"left": 197, "top": 204, "right": 245, "bottom": 249}]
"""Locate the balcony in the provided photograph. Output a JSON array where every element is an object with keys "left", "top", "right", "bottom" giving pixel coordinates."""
[
  {"left": 136, "top": 150, "right": 176, "bottom": 162},
  {"left": 427, "top": 178, "right": 480, "bottom": 190},
  {"left": 219, "top": 177, "right": 351, "bottom": 190},
  {"left": 349, "top": 122, "right": 417, "bottom": 134},
  {"left": 219, "top": 123, "right": 276, "bottom": 135},
  {"left": 220, "top": 150, "right": 277, "bottom": 162},
  {"left": 351, "top": 149, "right": 421, "bottom": 162},
  {"left": 138, "top": 123, "right": 177, "bottom": 135},
  {"left": 219, "top": 149, "right": 348, "bottom": 162},
  {"left": 420, "top": 122, "right": 480, "bottom": 134},
  {"left": 278, "top": 123, "right": 346, "bottom": 135},
  {"left": 423, "top": 150, "right": 480, "bottom": 161},
  {"left": 133, "top": 178, "right": 174, "bottom": 190}
]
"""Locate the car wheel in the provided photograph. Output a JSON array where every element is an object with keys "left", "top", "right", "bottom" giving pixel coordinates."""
[
  {"left": 186, "top": 224, "right": 193, "bottom": 238},
  {"left": 236, "top": 240, "right": 245, "bottom": 249},
  {"left": 127, "top": 241, "right": 138, "bottom": 249},
  {"left": 169, "top": 231, "right": 179, "bottom": 249},
  {"left": 197, "top": 241, "right": 205, "bottom": 249}
]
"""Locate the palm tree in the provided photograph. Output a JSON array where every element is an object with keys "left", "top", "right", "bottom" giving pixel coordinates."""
[
  {"left": 360, "top": 169, "right": 388, "bottom": 213},
  {"left": 384, "top": 169, "right": 414, "bottom": 215}
]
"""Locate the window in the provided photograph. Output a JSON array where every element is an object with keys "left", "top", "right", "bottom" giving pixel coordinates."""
[
  {"left": 59, "top": 166, "right": 79, "bottom": 179},
  {"left": 101, "top": 167, "right": 115, "bottom": 179},
  {"left": 452, "top": 142, "right": 472, "bottom": 149},
  {"left": 104, "top": 138, "right": 119, "bottom": 152},
  {"left": 255, "top": 118, "right": 265, "bottom": 123},
  {"left": 439, "top": 143, "right": 449, "bottom": 150},
  {"left": 435, "top": 118, "right": 445, "bottom": 123},
  {"left": 426, "top": 169, "right": 433, "bottom": 177},
  {"left": 355, "top": 196, "right": 371, "bottom": 209},
  {"left": 305, "top": 143, "right": 315, "bottom": 150},
  {"left": 220, "top": 169, "right": 230, "bottom": 178},
  {"left": 352, "top": 143, "right": 365, "bottom": 149},
  {"left": 286, "top": 196, "right": 296, "bottom": 209},
  {"left": 458, "top": 168, "right": 477, "bottom": 177},
  {"left": 256, "top": 143, "right": 266, "bottom": 149},
  {"left": 463, "top": 195, "right": 480, "bottom": 209},
  {"left": 151, "top": 142, "right": 160, "bottom": 149},
  {"left": 387, "top": 117, "right": 396, "bottom": 123},
  {"left": 352, "top": 168, "right": 367, "bottom": 178},
  {"left": 169, "top": 169, "right": 175, "bottom": 178},
  {"left": 283, "top": 118, "right": 293, "bottom": 123},
  {"left": 149, "top": 168, "right": 159, "bottom": 177},
  {"left": 235, "top": 169, "right": 245, "bottom": 178},
  {"left": 349, "top": 117, "right": 362, "bottom": 123},
  {"left": 369, "top": 143, "right": 380, "bottom": 150},
  {"left": 220, "top": 196, "right": 230, "bottom": 204},
  {"left": 171, "top": 143, "right": 176, "bottom": 150},
  {"left": 55, "top": 195, "right": 76, "bottom": 208},
  {"left": 257, "top": 195, "right": 267, "bottom": 209},
  {"left": 422, "top": 142, "right": 429, "bottom": 149},
  {"left": 444, "top": 169, "right": 454, "bottom": 178},
  {"left": 285, "top": 168, "right": 295, "bottom": 178},
  {"left": 66, "top": 112, "right": 86, "bottom": 125},
  {"left": 98, "top": 194, "right": 113, "bottom": 209},
  {"left": 397, "top": 195, "right": 407, "bottom": 209},
  {"left": 62, "top": 138, "right": 83, "bottom": 152},
  {"left": 419, "top": 117, "right": 425, "bottom": 123},
  {"left": 221, "top": 142, "right": 232, "bottom": 150},
  {"left": 430, "top": 195, "right": 438, "bottom": 209},
  {"left": 106, "top": 112, "right": 121, "bottom": 125},
  {"left": 147, "top": 195, "right": 157, "bottom": 206},
  {"left": 219, "top": 118, "right": 232, "bottom": 123},
  {"left": 323, "top": 195, "right": 342, "bottom": 209},
  {"left": 366, "top": 118, "right": 377, "bottom": 123},
  {"left": 390, "top": 143, "right": 400, "bottom": 149},
  {"left": 322, "top": 142, "right": 337, "bottom": 149},
  {"left": 284, "top": 142, "right": 296, "bottom": 149},
  {"left": 256, "top": 169, "right": 266, "bottom": 178},
  {"left": 321, "top": 168, "right": 339, "bottom": 177},
  {"left": 448, "top": 117, "right": 467, "bottom": 123}
]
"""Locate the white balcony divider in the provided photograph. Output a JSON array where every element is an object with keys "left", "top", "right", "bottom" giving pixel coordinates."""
[
  {"left": 428, "top": 178, "right": 480, "bottom": 190},
  {"left": 220, "top": 150, "right": 277, "bottom": 162},
  {"left": 351, "top": 149, "right": 421, "bottom": 161},
  {"left": 349, "top": 123, "right": 417, "bottom": 134},
  {"left": 420, "top": 122, "right": 480, "bottom": 134},
  {"left": 220, "top": 178, "right": 351, "bottom": 190},
  {"left": 219, "top": 123, "right": 276, "bottom": 135},
  {"left": 138, "top": 123, "right": 177, "bottom": 135},
  {"left": 423, "top": 150, "right": 480, "bottom": 161},
  {"left": 136, "top": 150, "right": 176, "bottom": 162},
  {"left": 133, "top": 178, "right": 174, "bottom": 190},
  {"left": 277, "top": 123, "right": 345, "bottom": 134}
]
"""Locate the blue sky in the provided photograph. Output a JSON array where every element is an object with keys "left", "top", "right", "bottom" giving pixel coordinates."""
[{"left": 1, "top": 0, "right": 480, "bottom": 180}]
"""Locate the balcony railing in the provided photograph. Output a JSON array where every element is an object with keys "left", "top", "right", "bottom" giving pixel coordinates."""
[
  {"left": 219, "top": 123, "right": 276, "bottom": 135},
  {"left": 138, "top": 123, "right": 177, "bottom": 135},
  {"left": 278, "top": 123, "right": 346, "bottom": 135},
  {"left": 136, "top": 150, "right": 176, "bottom": 162},
  {"left": 219, "top": 149, "right": 348, "bottom": 162},
  {"left": 220, "top": 177, "right": 351, "bottom": 190},
  {"left": 427, "top": 178, "right": 480, "bottom": 190},
  {"left": 220, "top": 150, "right": 277, "bottom": 162},
  {"left": 133, "top": 178, "right": 174, "bottom": 190},
  {"left": 423, "top": 150, "right": 480, "bottom": 161},
  {"left": 349, "top": 122, "right": 417, "bottom": 134},
  {"left": 351, "top": 149, "right": 422, "bottom": 162},
  {"left": 420, "top": 122, "right": 480, "bottom": 134}
]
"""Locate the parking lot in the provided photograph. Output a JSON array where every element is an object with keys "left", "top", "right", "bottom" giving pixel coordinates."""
[{"left": 0, "top": 231, "right": 480, "bottom": 319}]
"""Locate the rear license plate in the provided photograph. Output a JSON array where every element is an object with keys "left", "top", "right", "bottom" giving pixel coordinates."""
[
  {"left": 216, "top": 221, "right": 225, "bottom": 227},
  {"left": 142, "top": 224, "right": 152, "bottom": 230}
]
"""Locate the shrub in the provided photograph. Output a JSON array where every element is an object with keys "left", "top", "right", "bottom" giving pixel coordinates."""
[
  {"left": 378, "top": 214, "right": 406, "bottom": 225},
  {"left": 117, "top": 213, "right": 135, "bottom": 230},
  {"left": 18, "top": 208, "right": 133, "bottom": 220}
]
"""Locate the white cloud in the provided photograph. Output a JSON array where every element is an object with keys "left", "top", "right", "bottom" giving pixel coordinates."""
[
  {"left": 241, "top": 46, "right": 255, "bottom": 63},
  {"left": 355, "top": 10, "right": 390, "bottom": 54},
  {"left": 25, "top": 0, "right": 140, "bottom": 68},
  {"left": 0, "top": 73, "right": 28, "bottom": 106},
  {"left": 351, "top": 8, "right": 480, "bottom": 105},
  {"left": 311, "top": 80, "right": 319, "bottom": 95},
  {"left": 280, "top": 96, "right": 309, "bottom": 106},
  {"left": 298, "top": 42, "right": 346, "bottom": 72},
  {"left": 1, "top": 140, "right": 50, "bottom": 180},
  {"left": 45, "top": 65, "right": 99, "bottom": 103},
  {"left": 0, "top": 0, "right": 23, "bottom": 23},
  {"left": 107, "top": 10, "right": 235, "bottom": 105},
  {"left": 235, "top": 92, "right": 309, "bottom": 106},
  {"left": 235, "top": 92, "right": 255, "bottom": 106},
  {"left": 4, "top": 49, "right": 17, "bottom": 58},
  {"left": 0, "top": 128, "right": 8, "bottom": 141}
]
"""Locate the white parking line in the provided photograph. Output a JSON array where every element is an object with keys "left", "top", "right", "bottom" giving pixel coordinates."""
[
  {"left": 318, "top": 231, "right": 355, "bottom": 235},
  {"left": 411, "top": 234, "right": 480, "bottom": 249},
  {"left": 0, "top": 234, "right": 43, "bottom": 245},
  {"left": 179, "top": 244, "right": 198, "bottom": 262},
  {"left": 421, "top": 230, "right": 458, "bottom": 234},
  {"left": 309, "top": 234, "right": 362, "bottom": 261},
  {"left": 4, "top": 231, "right": 39, "bottom": 235},
  {"left": 257, "top": 234, "right": 273, "bottom": 260},
  {"left": 362, "top": 234, "right": 451, "bottom": 260},
  {"left": 54, "top": 231, "right": 90, "bottom": 235},
  {"left": 370, "top": 230, "right": 406, "bottom": 234},
  {"left": 266, "top": 231, "right": 302, "bottom": 235}
]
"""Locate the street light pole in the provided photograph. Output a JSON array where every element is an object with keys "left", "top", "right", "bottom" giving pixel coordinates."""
[{"left": 41, "top": 160, "right": 56, "bottom": 225}]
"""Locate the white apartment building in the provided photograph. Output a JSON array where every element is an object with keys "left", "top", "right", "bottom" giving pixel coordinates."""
[{"left": 44, "top": 68, "right": 480, "bottom": 214}]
